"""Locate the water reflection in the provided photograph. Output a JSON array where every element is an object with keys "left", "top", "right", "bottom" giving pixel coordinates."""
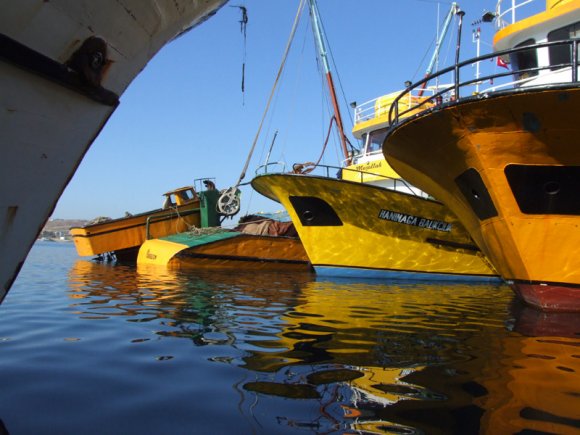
[
  {"left": 68, "top": 260, "right": 305, "bottom": 345},
  {"left": 67, "top": 261, "right": 579, "bottom": 434},
  {"left": 480, "top": 301, "right": 580, "bottom": 434}
]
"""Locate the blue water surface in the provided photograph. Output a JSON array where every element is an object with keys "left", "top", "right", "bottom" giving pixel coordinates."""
[{"left": 0, "top": 241, "right": 578, "bottom": 434}]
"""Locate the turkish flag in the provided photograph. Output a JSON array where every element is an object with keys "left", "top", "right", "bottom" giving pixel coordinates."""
[{"left": 497, "top": 56, "right": 509, "bottom": 69}]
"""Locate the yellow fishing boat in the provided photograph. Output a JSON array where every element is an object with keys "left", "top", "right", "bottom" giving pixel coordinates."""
[
  {"left": 71, "top": 182, "right": 217, "bottom": 261},
  {"left": 383, "top": 0, "right": 580, "bottom": 311},
  {"left": 252, "top": 170, "right": 498, "bottom": 282},
  {"left": 251, "top": 1, "right": 498, "bottom": 283}
]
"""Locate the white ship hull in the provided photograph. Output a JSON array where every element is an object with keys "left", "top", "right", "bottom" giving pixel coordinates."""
[{"left": 0, "top": 0, "right": 227, "bottom": 302}]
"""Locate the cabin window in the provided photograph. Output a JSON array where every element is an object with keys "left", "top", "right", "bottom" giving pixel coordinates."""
[
  {"left": 548, "top": 22, "right": 580, "bottom": 71},
  {"left": 366, "top": 129, "right": 388, "bottom": 154},
  {"left": 360, "top": 133, "right": 369, "bottom": 153},
  {"left": 510, "top": 38, "right": 538, "bottom": 80},
  {"left": 180, "top": 191, "right": 192, "bottom": 200},
  {"left": 174, "top": 190, "right": 194, "bottom": 204}
]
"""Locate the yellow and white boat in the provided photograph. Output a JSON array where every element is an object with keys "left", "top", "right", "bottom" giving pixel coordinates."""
[
  {"left": 252, "top": 93, "right": 498, "bottom": 282},
  {"left": 252, "top": 0, "right": 498, "bottom": 283},
  {"left": 383, "top": 0, "right": 580, "bottom": 311}
]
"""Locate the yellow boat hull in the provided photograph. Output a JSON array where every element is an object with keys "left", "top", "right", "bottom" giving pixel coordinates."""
[
  {"left": 251, "top": 173, "right": 499, "bottom": 281},
  {"left": 384, "top": 87, "right": 580, "bottom": 311},
  {"left": 138, "top": 232, "right": 310, "bottom": 271}
]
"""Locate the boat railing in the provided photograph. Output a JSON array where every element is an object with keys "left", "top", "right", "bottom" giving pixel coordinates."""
[
  {"left": 254, "top": 162, "right": 287, "bottom": 175},
  {"left": 294, "top": 163, "right": 428, "bottom": 198},
  {"left": 194, "top": 177, "right": 217, "bottom": 193},
  {"left": 145, "top": 208, "right": 200, "bottom": 239},
  {"left": 255, "top": 161, "right": 430, "bottom": 198},
  {"left": 353, "top": 98, "right": 378, "bottom": 123},
  {"left": 495, "top": 0, "right": 536, "bottom": 29},
  {"left": 388, "top": 39, "right": 580, "bottom": 127},
  {"left": 353, "top": 86, "right": 452, "bottom": 125}
]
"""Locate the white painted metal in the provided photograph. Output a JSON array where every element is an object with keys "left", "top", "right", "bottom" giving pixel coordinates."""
[{"left": 0, "top": 0, "right": 227, "bottom": 302}]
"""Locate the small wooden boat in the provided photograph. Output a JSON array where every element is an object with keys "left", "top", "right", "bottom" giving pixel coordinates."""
[
  {"left": 383, "top": 0, "right": 580, "bottom": 311},
  {"left": 71, "top": 184, "right": 221, "bottom": 261},
  {"left": 137, "top": 214, "right": 310, "bottom": 270}
]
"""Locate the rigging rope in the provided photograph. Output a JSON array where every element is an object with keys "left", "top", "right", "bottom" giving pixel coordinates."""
[
  {"left": 235, "top": 0, "right": 306, "bottom": 187},
  {"left": 216, "top": 0, "right": 306, "bottom": 217},
  {"left": 292, "top": 115, "right": 336, "bottom": 174},
  {"left": 231, "top": 5, "right": 248, "bottom": 104}
]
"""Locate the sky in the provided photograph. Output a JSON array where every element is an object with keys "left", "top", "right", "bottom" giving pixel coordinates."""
[{"left": 51, "top": 0, "right": 539, "bottom": 222}]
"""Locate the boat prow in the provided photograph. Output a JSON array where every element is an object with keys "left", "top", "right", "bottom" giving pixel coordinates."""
[
  {"left": 0, "top": 0, "right": 228, "bottom": 302},
  {"left": 382, "top": 0, "right": 580, "bottom": 311},
  {"left": 252, "top": 171, "right": 499, "bottom": 282}
]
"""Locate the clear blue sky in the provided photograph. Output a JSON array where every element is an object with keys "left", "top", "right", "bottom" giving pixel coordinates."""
[{"left": 51, "top": 0, "right": 535, "bottom": 221}]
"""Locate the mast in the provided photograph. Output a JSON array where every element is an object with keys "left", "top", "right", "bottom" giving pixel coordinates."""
[
  {"left": 418, "top": 2, "right": 460, "bottom": 96},
  {"left": 308, "top": 0, "right": 351, "bottom": 164}
]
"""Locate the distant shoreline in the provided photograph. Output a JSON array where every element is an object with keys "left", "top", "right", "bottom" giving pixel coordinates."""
[{"left": 40, "top": 218, "right": 87, "bottom": 241}]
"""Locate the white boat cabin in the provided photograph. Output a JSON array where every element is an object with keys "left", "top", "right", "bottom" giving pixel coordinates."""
[{"left": 494, "top": 0, "right": 580, "bottom": 88}]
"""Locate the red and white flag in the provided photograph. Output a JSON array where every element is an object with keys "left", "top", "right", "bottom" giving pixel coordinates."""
[{"left": 496, "top": 56, "right": 509, "bottom": 69}]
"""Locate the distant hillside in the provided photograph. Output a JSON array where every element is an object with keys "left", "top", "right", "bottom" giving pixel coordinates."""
[
  {"left": 44, "top": 219, "right": 87, "bottom": 232},
  {"left": 40, "top": 219, "right": 87, "bottom": 240}
]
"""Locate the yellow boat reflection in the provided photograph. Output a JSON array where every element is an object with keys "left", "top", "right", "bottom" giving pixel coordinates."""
[{"left": 66, "top": 261, "right": 579, "bottom": 433}]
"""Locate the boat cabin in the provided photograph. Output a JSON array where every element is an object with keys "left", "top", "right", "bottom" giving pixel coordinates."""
[
  {"left": 162, "top": 186, "right": 198, "bottom": 209},
  {"left": 494, "top": 0, "right": 580, "bottom": 87},
  {"left": 340, "top": 90, "right": 437, "bottom": 197}
]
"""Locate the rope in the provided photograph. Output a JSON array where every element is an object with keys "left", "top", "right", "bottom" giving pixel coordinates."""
[
  {"left": 186, "top": 225, "right": 229, "bottom": 236},
  {"left": 292, "top": 116, "right": 336, "bottom": 174},
  {"left": 230, "top": 5, "right": 248, "bottom": 104},
  {"left": 235, "top": 0, "right": 306, "bottom": 187},
  {"left": 313, "top": 116, "right": 336, "bottom": 167}
]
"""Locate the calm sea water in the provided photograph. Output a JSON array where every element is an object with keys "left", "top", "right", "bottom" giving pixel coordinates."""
[{"left": 0, "top": 242, "right": 578, "bottom": 434}]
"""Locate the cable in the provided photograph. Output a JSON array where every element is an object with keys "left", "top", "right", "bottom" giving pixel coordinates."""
[{"left": 235, "top": 0, "right": 307, "bottom": 186}]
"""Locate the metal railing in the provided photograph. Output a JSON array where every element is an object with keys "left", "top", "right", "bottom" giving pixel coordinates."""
[
  {"left": 353, "top": 86, "right": 454, "bottom": 125},
  {"left": 145, "top": 208, "right": 200, "bottom": 239},
  {"left": 388, "top": 39, "right": 580, "bottom": 127},
  {"left": 496, "top": 0, "right": 536, "bottom": 29},
  {"left": 257, "top": 162, "right": 429, "bottom": 198},
  {"left": 254, "top": 162, "right": 287, "bottom": 175}
]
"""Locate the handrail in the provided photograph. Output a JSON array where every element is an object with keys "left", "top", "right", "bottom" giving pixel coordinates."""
[
  {"left": 255, "top": 162, "right": 287, "bottom": 175},
  {"left": 145, "top": 208, "right": 200, "bottom": 239},
  {"left": 388, "top": 39, "right": 580, "bottom": 127},
  {"left": 288, "top": 163, "right": 428, "bottom": 198},
  {"left": 495, "top": 0, "right": 536, "bottom": 29},
  {"left": 353, "top": 86, "right": 449, "bottom": 125}
]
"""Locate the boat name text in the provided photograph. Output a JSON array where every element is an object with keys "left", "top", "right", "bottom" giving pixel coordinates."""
[
  {"left": 354, "top": 161, "right": 382, "bottom": 171},
  {"left": 378, "top": 209, "right": 452, "bottom": 232}
]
